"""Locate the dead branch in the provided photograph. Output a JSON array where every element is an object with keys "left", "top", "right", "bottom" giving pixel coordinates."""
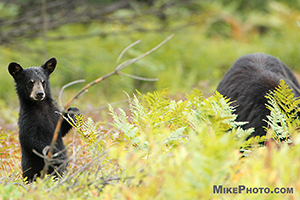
[
  {"left": 58, "top": 79, "right": 86, "bottom": 108},
  {"left": 114, "top": 35, "right": 175, "bottom": 72},
  {"left": 47, "top": 152, "right": 106, "bottom": 192},
  {"left": 41, "top": 34, "right": 174, "bottom": 179},
  {"left": 118, "top": 72, "right": 159, "bottom": 81},
  {"left": 115, "top": 40, "right": 141, "bottom": 67},
  {"left": 13, "top": 182, "right": 28, "bottom": 191},
  {"left": 64, "top": 33, "right": 173, "bottom": 110}
]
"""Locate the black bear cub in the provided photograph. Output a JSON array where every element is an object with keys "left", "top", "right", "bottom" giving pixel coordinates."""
[
  {"left": 217, "top": 53, "right": 300, "bottom": 140},
  {"left": 9, "top": 58, "right": 79, "bottom": 182}
]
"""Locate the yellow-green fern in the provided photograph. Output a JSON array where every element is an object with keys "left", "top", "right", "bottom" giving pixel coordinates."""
[{"left": 265, "top": 79, "right": 300, "bottom": 144}]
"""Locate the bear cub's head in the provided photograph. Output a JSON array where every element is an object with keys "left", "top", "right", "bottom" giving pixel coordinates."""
[{"left": 8, "top": 58, "right": 57, "bottom": 102}]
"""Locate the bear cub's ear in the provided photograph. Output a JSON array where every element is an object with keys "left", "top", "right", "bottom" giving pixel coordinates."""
[
  {"left": 41, "top": 57, "right": 57, "bottom": 75},
  {"left": 8, "top": 62, "right": 23, "bottom": 78}
]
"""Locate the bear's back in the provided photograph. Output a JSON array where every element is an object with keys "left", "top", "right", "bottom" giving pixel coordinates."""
[{"left": 216, "top": 53, "right": 300, "bottom": 139}]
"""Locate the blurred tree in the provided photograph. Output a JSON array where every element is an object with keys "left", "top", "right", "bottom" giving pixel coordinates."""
[
  {"left": 0, "top": 0, "right": 201, "bottom": 45},
  {"left": 0, "top": 0, "right": 130, "bottom": 45},
  {"left": 1, "top": 0, "right": 295, "bottom": 46}
]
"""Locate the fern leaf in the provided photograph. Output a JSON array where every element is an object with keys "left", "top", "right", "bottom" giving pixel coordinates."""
[{"left": 265, "top": 79, "right": 300, "bottom": 143}]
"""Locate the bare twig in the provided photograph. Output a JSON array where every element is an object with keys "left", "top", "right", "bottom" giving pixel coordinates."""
[
  {"left": 115, "top": 34, "right": 174, "bottom": 72},
  {"left": 118, "top": 72, "right": 159, "bottom": 81},
  {"left": 115, "top": 40, "right": 141, "bottom": 68},
  {"left": 63, "top": 34, "right": 173, "bottom": 110},
  {"left": 41, "top": 34, "right": 174, "bottom": 178},
  {"left": 58, "top": 79, "right": 86, "bottom": 108},
  {"left": 96, "top": 176, "right": 135, "bottom": 189},
  {"left": 47, "top": 152, "right": 106, "bottom": 191},
  {"left": 13, "top": 182, "right": 28, "bottom": 191}
]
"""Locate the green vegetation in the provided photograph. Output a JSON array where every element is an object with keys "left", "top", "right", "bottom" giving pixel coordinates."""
[
  {"left": 2, "top": 85, "right": 300, "bottom": 199},
  {"left": 1, "top": 0, "right": 300, "bottom": 106},
  {"left": 2, "top": 0, "right": 300, "bottom": 199}
]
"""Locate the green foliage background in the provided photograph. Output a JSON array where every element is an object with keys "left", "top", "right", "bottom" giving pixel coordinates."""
[
  {"left": 1, "top": 0, "right": 300, "bottom": 107},
  {"left": 1, "top": 0, "right": 300, "bottom": 199}
]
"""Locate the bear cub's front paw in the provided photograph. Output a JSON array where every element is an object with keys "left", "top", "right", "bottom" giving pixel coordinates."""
[{"left": 60, "top": 107, "right": 81, "bottom": 137}]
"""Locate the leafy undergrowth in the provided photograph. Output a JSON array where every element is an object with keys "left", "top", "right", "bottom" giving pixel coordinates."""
[{"left": 1, "top": 85, "right": 300, "bottom": 199}]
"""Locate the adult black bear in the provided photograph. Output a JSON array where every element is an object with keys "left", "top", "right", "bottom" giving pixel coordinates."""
[
  {"left": 216, "top": 53, "right": 300, "bottom": 140},
  {"left": 9, "top": 58, "right": 79, "bottom": 182}
]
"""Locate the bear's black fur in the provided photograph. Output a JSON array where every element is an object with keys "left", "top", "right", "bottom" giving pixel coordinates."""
[
  {"left": 216, "top": 53, "right": 300, "bottom": 139},
  {"left": 9, "top": 58, "right": 78, "bottom": 182}
]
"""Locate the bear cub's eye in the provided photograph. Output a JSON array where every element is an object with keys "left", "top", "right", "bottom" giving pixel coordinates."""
[{"left": 29, "top": 79, "right": 34, "bottom": 84}]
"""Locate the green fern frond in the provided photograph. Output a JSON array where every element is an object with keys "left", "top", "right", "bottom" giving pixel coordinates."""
[
  {"left": 109, "top": 89, "right": 252, "bottom": 152},
  {"left": 193, "top": 91, "right": 249, "bottom": 135},
  {"left": 185, "top": 88, "right": 204, "bottom": 108},
  {"left": 71, "top": 114, "right": 84, "bottom": 129},
  {"left": 139, "top": 89, "right": 171, "bottom": 114},
  {"left": 76, "top": 117, "right": 106, "bottom": 151},
  {"left": 109, "top": 105, "right": 140, "bottom": 142},
  {"left": 266, "top": 80, "right": 300, "bottom": 120},
  {"left": 110, "top": 89, "right": 193, "bottom": 149},
  {"left": 265, "top": 79, "right": 300, "bottom": 143}
]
